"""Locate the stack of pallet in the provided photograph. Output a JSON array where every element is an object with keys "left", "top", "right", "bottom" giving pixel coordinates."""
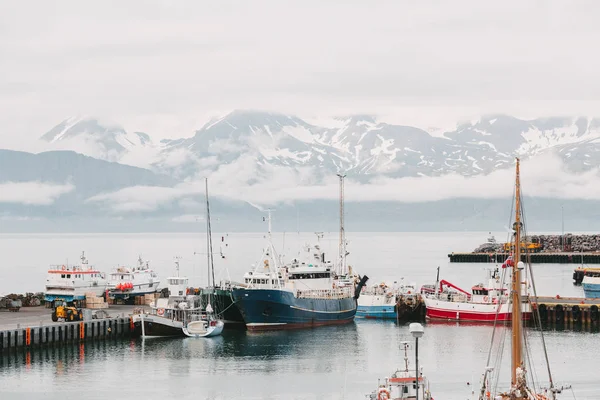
[
  {"left": 85, "top": 292, "right": 109, "bottom": 309},
  {"left": 144, "top": 293, "right": 154, "bottom": 305}
]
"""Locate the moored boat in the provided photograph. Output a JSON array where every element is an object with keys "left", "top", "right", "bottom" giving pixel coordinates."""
[
  {"left": 582, "top": 272, "right": 600, "bottom": 298},
  {"left": 183, "top": 177, "right": 225, "bottom": 337},
  {"left": 357, "top": 281, "right": 418, "bottom": 319},
  {"left": 44, "top": 251, "right": 108, "bottom": 303},
  {"left": 367, "top": 340, "right": 433, "bottom": 400},
  {"left": 232, "top": 174, "right": 368, "bottom": 331},
  {"left": 232, "top": 229, "right": 362, "bottom": 331},
  {"left": 108, "top": 255, "right": 160, "bottom": 300},
  {"left": 132, "top": 259, "right": 203, "bottom": 338},
  {"left": 422, "top": 265, "right": 532, "bottom": 322}
]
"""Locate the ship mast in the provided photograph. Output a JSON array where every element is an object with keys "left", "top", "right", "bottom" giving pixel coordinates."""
[
  {"left": 337, "top": 173, "right": 347, "bottom": 276},
  {"left": 511, "top": 158, "right": 524, "bottom": 387},
  {"left": 205, "top": 178, "right": 215, "bottom": 288}
]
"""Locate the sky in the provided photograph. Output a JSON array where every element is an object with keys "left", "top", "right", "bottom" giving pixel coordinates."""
[{"left": 2, "top": 1, "right": 600, "bottom": 148}]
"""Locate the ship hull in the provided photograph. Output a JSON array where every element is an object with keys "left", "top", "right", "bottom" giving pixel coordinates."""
[
  {"left": 232, "top": 288, "right": 356, "bottom": 331},
  {"left": 109, "top": 284, "right": 159, "bottom": 299},
  {"left": 131, "top": 314, "right": 184, "bottom": 337},
  {"left": 44, "top": 285, "right": 107, "bottom": 302},
  {"left": 424, "top": 297, "right": 532, "bottom": 322},
  {"left": 356, "top": 305, "right": 397, "bottom": 319}
]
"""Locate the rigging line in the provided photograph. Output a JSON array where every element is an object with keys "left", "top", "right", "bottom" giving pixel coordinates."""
[
  {"left": 569, "top": 387, "right": 578, "bottom": 400},
  {"left": 491, "top": 267, "right": 510, "bottom": 397},
  {"left": 521, "top": 195, "right": 556, "bottom": 392},
  {"left": 484, "top": 262, "right": 508, "bottom": 385}
]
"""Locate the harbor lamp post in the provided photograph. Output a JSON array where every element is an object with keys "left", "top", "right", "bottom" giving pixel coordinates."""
[{"left": 409, "top": 323, "right": 425, "bottom": 400}]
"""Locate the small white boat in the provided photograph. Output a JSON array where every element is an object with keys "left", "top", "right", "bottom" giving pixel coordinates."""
[
  {"left": 44, "top": 251, "right": 108, "bottom": 302},
  {"left": 367, "top": 340, "right": 433, "bottom": 400},
  {"left": 182, "top": 177, "right": 224, "bottom": 338},
  {"left": 182, "top": 305, "right": 225, "bottom": 338},
  {"left": 108, "top": 255, "right": 160, "bottom": 299}
]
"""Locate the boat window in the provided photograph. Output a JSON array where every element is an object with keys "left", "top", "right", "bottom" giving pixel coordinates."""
[
  {"left": 61, "top": 274, "right": 65, "bottom": 278},
  {"left": 67, "top": 274, "right": 71, "bottom": 279}
]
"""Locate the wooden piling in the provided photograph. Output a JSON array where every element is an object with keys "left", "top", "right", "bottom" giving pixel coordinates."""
[{"left": 0, "top": 317, "right": 133, "bottom": 353}]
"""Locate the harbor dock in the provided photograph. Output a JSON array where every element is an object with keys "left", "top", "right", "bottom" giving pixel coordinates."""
[
  {"left": 0, "top": 305, "right": 146, "bottom": 353},
  {"left": 448, "top": 252, "right": 600, "bottom": 264}
]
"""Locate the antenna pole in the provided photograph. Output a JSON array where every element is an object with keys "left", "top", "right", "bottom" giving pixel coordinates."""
[
  {"left": 267, "top": 209, "right": 272, "bottom": 240},
  {"left": 337, "top": 173, "right": 347, "bottom": 276},
  {"left": 174, "top": 256, "right": 181, "bottom": 277}
]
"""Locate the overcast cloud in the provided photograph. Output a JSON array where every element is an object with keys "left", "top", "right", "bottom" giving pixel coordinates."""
[
  {"left": 85, "top": 153, "right": 600, "bottom": 213},
  {"left": 2, "top": 1, "right": 600, "bottom": 147},
  {"left": 0, "top": 182, "right": 74, "bottom": 205}
]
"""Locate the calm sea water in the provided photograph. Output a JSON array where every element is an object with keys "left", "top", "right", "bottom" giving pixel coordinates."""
[{"left": 0, "top": 232, "right": 597, "bottom": 399}]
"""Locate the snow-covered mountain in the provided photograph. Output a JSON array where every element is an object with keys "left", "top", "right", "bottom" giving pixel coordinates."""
[
  {"left": 37, "top": 111, "right": 600, "bottom": 181},
  {"left": 40, "top": 116, "right": 157, "bottom": 167}
]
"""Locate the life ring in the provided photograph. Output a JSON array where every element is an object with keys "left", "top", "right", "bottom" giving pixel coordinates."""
[
  {"left": 377, "top": 388, "right": 391, "bottom": 400},
  {"left": 157, "top": 308, "right": 164, "bottom": 316},
  {"left": 483, "top": 296, "right": 489, "bottom": 302},
  {"left": 62, "top": 265, "right": 66, "bottom": 271}
]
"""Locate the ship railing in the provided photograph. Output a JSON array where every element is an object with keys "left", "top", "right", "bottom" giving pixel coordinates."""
[{"left": 296, "top": 288, "right": 353, "bottom": 299}]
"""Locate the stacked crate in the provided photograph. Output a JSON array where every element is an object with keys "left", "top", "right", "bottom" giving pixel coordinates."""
[
  {"left": 85, "top": 293, "right": 109, "bottom": 309},
  {"left": 144, "top": 294, "right": 155, "bottom": 305}
]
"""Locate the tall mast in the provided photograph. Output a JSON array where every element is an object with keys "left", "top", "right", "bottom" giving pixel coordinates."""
[
  {"left": 337, "top": 173, "right": 347, "bottom": 276},
  {"left": 205, "top": 178, "right": 215, "bottom": 288},
  {"left": 511, "top": 158, "right": 524, "bottom": 386}
]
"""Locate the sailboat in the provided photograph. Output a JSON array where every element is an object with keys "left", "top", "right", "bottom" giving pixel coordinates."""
[
  {"left": 477, "top": 158, "right": 572, "bottom": 400},
  {"left": 182, "top": 178, "right": 224, "bottom": 338}
]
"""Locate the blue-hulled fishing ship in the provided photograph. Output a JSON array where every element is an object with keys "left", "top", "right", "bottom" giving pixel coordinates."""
[{"left": 232, "top": 175, "right": 368, "bottom": 331}]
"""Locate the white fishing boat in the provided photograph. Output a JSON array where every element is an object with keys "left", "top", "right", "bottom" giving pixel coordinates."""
[
  {"left": 44, "top": 251, "right": 108, "bottom": 303},
  {"left": 132, "top": 260, "right": 202, "bottom": 338},
  {"left": 367, "top": 333, "right": 433, "bottom": 399},
  {"left": 476, "top": 158, "right": 574, "bottom": 400},
  {"left": 182, "top": 177, "right": 224, "bottom": 338},
  {"left": 108, "top": 255, "right": 160, "bottom": 299},
  {"left": 422, "top": 265, "right": 532, "bottom": 323}
]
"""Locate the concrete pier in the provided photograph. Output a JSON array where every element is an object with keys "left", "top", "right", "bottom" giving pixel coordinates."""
[
  {"left": 0, "top": 305, "right": 146, "bottom": 353},
  {"left": 448, "top": 252, "right": 600, "bottom": 264}
]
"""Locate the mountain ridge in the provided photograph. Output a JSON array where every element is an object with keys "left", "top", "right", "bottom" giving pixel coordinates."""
[{"left": 35, "top": 111, "right": 600, "bottom": 182}]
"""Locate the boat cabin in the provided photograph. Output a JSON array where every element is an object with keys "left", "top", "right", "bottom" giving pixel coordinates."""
[
  {"left": 45, "top": 251, "right": 105, "bottom": 289},
  {"left": 285, "top": 243, "right": 336, "bottom": 291},
  {"left": 167, "top": 276, "right": 189, "bottom": 297}
]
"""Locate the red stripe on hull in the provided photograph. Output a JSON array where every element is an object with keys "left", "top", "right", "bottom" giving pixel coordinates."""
[
  {"left": 426, "top": 308, "right": 532, "bottom": 322},
  {"left": 246, "top": 318, "right": 354, "bottom": 331}
]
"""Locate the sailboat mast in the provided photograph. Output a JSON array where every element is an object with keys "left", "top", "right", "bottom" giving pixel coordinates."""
[
  {"left": 511, "top": 158, "right": 524, "bottom": 386},
  {"left": 338, "top": 173, "right": 347, "bottom": 276},
  {"left": 205, "top": 178, "right": 215, "bottom": 288}
]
